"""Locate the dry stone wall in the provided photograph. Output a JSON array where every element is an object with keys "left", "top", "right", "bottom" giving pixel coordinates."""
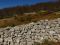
[{"left": 0, "top": 18, "right": 60, "bottom": 45}]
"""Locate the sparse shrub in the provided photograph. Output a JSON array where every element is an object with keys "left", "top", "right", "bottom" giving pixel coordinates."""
[
  {"left": 33, "top": 39, "right": 59, "bottom": 45},
  {"left": 14, "top": 14, "right": 32, "bottom": 22},
  {"left": 10, "top": 24, "right": 15, "bottom": 27},
  {"left": 37, "top": 10, "right": 48, "bottom": 15},
  {"left": 33, "top": 42, "right": 40, "bottom": 45},
  {"left": 26, "top": 15, "right": 32, "bottom": 21},
  {"left": 41, "top": 39, "right": 54, "bottom": 45}
]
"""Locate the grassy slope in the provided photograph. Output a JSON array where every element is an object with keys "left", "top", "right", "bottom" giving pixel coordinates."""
[
  {"left": 0, "top": 11, "right": 60, "bottom": 27},
  {"left": 33, "top": 39, "right": 60, "bottom": 45}
]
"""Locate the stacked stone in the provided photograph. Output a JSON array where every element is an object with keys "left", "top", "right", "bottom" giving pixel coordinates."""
[{"left": 0, "top": 18, "right": 60, "bottom": 45}]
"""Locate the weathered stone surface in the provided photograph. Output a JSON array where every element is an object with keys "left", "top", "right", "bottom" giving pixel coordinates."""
[{"left": 0, "top": 18, "right": 60, "bottom": 45}]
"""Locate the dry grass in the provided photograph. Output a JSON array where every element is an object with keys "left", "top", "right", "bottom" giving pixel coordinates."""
[
  {"left": 33, "top": 39, "right": 60, "bottom": 45},
  {"left": 0, "top": 12, "right": 60, "bottom": 28}
]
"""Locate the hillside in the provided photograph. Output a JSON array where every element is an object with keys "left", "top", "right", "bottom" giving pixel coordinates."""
[
  {"left": 0, "top": 1, "right": 60, "bottom": 27},
  {"left": 0, "top": 1, "right": 60, "bottom": 19},
  {"left": 0, "top": 11, "right": 60, "bottom": 27},
  {"left": 0, "top": 1, "right": 60, "bottom": 45},
  {"left": 1, "top": 0, "right": 60, "bottom": 45}
]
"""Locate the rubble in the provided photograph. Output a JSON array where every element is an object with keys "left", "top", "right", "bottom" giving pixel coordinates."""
[{"left": 0, "top": 18, "right": 60, "bottom": 45}]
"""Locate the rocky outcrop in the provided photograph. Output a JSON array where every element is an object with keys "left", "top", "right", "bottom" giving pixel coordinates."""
[{"left": 0, "top": 18, "right": 60, "bottom": 45}]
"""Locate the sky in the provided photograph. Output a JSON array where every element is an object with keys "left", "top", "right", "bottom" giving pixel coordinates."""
[{"left": 0, "top": 0, "right": 57, "bottom": 9}]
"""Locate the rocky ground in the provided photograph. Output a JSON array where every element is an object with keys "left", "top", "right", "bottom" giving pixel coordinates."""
[{"left": 0, "top": 18, "right": 60, "bottom": 45}]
